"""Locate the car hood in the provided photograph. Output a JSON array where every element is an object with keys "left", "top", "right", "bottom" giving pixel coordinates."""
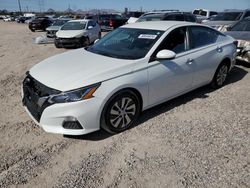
[
  {"left": 29, "top": 49, "right": 136, "bottom": 91},
  {"left": 204, "top": 20, "right": 235, "bottom": 26},
  {"left": 46, "top": 25, "right": 61, "bottom": 31},
  {"left": 56, "top": 30, "right": 86, "bottom": 38},
  {"left": 224, "top": 31, "right": 250, "bottom": 41}
]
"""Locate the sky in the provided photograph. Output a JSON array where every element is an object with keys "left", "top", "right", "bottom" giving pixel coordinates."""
[{"left": 0, "top": 0, "right": 249, "bottom": 12}]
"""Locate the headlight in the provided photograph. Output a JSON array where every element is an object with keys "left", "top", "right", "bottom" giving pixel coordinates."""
[{"left": 48, "top": 83, "right": 100, "bottom": 103}]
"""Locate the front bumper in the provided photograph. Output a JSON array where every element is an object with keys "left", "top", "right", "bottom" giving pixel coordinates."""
[
  {"left": 22, "top": 75, "right": 103, "bottom": 135},
  {"left": 236, "top": 47, "right": 250, "bottom": 63},
  {"left": 23, "top": 98, "right": 102, "bottom": 135},
  {"left": 54, "top": 37, "right": 82, "bottom": 47}
]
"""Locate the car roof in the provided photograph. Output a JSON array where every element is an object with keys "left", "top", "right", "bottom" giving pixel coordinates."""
[
  {"left": 68, "top": 19, "right": 89, "bottom": 22},
  {"left": 122, "top": 21, "right": 199, "bottom": 31}
]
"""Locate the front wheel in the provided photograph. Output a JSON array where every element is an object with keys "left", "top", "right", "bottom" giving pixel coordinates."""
[
  {"left": 101, "top": 90, "right": 141, "bottom": 134},
  {"left": 211, "top": 63, "right": 229, "bottom": 88},
  {"left": 80, "top": 37, "right": 90, "bottom": 47}
]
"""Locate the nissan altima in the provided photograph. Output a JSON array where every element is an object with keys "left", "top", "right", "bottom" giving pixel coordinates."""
[{"left": 22, "top": 21, "right": 237, "bottom": 135}]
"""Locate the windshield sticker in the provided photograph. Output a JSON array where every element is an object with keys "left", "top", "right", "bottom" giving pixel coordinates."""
[{"left": 138, "top": 34, "right": 157, "bottom": 39}]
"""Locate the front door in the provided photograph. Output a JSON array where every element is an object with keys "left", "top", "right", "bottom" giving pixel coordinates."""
[{"left": 148, "top": 26, "right": 194, "bottom": 106}]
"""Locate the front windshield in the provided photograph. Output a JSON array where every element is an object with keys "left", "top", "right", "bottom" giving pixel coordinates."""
[
  {"left": 52, "top": 19, "right": 69, "bottom": 26},
  {"left": 211, "top": 12, "right": 242, "bottom": 21},
  {"left": 137, "top": 14, "right": 163, "bottom": 22},
  {"left": 87, "top": 28, "right": 163, "bottom": 60},
  {"left": 61, "top": 21, "right": 86, "bottom": 30},
  {"left": 231, "top": 20, "right": 250, "bottom": 31}
]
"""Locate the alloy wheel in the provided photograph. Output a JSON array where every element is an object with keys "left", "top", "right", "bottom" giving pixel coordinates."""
[
  {"left": 216, "top": 65, "right": 228, "bottom": 86},
  {"left": 109, "top": 97, "right": 136, "bottom": 129}
]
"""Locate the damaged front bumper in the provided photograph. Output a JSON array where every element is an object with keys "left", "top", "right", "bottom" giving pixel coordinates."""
[{"left": 236, "top": 40, "right": 250, "bottom": 63}]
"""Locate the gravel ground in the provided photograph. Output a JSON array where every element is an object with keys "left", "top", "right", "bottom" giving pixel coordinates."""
[{"left": 0, "top": 21, "right": 249, "bottom": 188}]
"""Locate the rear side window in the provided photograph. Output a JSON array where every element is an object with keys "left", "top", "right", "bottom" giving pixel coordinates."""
[
  {"left": 243, "top": 11, "right": 250, "bottom": 18},
  {"left": 210, "top": 12, "right": 217, "bottom": 16},
  {"left": 185, "top": 15, "right": 196, "bottom": 22},
  {"left": 164, "top": 14, "right": 184, "bottom": 21},
  {"left": 189, "top": 26, "right": 219, "bottom": 49}
]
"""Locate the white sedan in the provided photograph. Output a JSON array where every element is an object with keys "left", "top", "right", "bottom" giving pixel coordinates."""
[
  {"left": 54, "top": 19, "right": 101, "bottom": 48},
  {"left": 22, "top": 21, "right": 236, "bottom": 135}
]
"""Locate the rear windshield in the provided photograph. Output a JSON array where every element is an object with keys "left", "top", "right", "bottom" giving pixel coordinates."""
[
  {"left": 61, "top": 21, "right": 87, "bottom": 30},
  {"left": 137, "top": 14, "right": 163, "bottom": 22},
  {"left": 211, "top": 12, "right": 243, "bottom": 21},
  {"left": 193, "top": 10, "right": 207, "bottom": 16}
]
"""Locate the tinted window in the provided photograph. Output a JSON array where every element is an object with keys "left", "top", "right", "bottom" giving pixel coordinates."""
[
  {"left": 190, "top": 26, "right": 219, "bottom": 49},
  {"left": 212, "top": 12, "right": 243, "bottom": 21},
  {"left": 87, "top": 21, "right": 96, "bottom": 27},
  {"left": 158, "top": 27, "right": 187, "bottom": 54},
  {"left": 186, "top": 15, "right": 196, "bottom": 22},
  {"left": 243, "top": 11, "right": 250, "bottom": 18},
  {"left": 231, "top": 20, "right": 250, "bottom": 31},
  {"left": 164, "top": 14, "right": 184, "bottom": 21},
  {"left": 210, "top": 12, "right": 217, "bottom": 16},
  {"left": 111, "top": 15, "right": 122, "bottom": 19}
]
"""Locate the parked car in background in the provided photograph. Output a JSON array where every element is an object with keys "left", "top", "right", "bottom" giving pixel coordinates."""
[
  {"left": 192, "top": 9, "right": 218, "bottom": 23},
  {"left": 225, "top": 17, "right": 250, "bottom": 63},
  {"left": 136, "top": 11, "right": 197, "bottom": 23},
  {"left": 16, "top": 16, "right": 32, "bottom": 23},
  {"left": 29, "top": 17, "right": 53, "bottom": 32},
  {"left": 125, "top": 11, "right": 145, "bottom": 24},
  {"left": 46, "top": 18, "right": 71, "bottom": 38},
  {"left": 22, "top": 21, "right": 236, "bottom": 135},
  {"left": 25, "top": 17, "right": 35, "bottom": 24},
  {"left": 204, "top": 9, "right": 250, "bottom": 32},
  {"left": 3, "top": 16, "right": 15, "bottom": 22},
  {"left": 85, "top": 14, "right": 128, "bottom": 30},
  {"left": 54, "top": 19, "right": 101, "bottom": 48}
]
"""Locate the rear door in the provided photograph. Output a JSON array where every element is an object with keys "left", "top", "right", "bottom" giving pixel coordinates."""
[{"left": 187, "top": 26, "right": 226, "bottom": 87}]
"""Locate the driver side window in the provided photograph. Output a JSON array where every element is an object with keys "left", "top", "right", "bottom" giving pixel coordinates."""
[{"left": 157, "top": 27, "right": 187, "bottom": 54}]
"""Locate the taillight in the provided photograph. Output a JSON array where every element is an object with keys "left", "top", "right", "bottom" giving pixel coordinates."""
[
  {"left": 109, "top": 20, "right": 113, "bottom": 27},
  {"left": 233, "top": 40, "right": 238, "bottom": 48}
]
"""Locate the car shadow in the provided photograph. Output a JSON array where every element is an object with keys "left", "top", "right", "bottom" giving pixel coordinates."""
[{"left": 64, "top": 66, "right": 248, "bottom": 141}]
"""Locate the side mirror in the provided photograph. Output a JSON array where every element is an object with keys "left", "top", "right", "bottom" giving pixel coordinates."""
[
  {"left": 88, "top": 26, "right": 93, "bottom": 30},
  {"left": 156, "top": 50, "right": 176, "bottom": 60},
  {"left": 94, "top": 39, "right": 99, "bottom": 44}
]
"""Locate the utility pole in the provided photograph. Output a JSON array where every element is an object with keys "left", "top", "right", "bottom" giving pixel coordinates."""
[{"left": 18, "top": 0, "right": 22, "bottom": 13}]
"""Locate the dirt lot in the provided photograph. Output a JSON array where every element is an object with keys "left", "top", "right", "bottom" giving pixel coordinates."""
[{"left": 0, "top": 21, "right": 249, "bottom": 188}]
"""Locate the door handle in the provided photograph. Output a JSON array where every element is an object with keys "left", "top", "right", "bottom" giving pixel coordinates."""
[
  {"left": 217, "top": 46, "right": 222, "bottom": 53},
  {"left": 186, "top": 58, "right": 193, "bottom": 65}
]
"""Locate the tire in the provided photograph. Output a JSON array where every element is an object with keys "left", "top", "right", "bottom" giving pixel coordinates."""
[
  {"left": 81, "top": 37, "right": 90, "bottom": 47},
  {"left": 54, "top": 42, "right": 61, "bottom": 48},
  {"left": 101, "top": 90, "right": 141, "bottom": 134},
  {"left": 211, "top": 63, "right": 229, "bottom": 89}
]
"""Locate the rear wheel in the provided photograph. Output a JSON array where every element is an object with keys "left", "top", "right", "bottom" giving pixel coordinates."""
[
  {"left": 101, "top": 90, "right": 141, "bottom": 134},
  {"left": 211, "top": 63, "right": 229, "bottom": 88}
]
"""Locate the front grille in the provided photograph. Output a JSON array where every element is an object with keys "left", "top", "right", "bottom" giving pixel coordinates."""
[{"left": 22, "top": 73, "right": 61, "bottom": 122}]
